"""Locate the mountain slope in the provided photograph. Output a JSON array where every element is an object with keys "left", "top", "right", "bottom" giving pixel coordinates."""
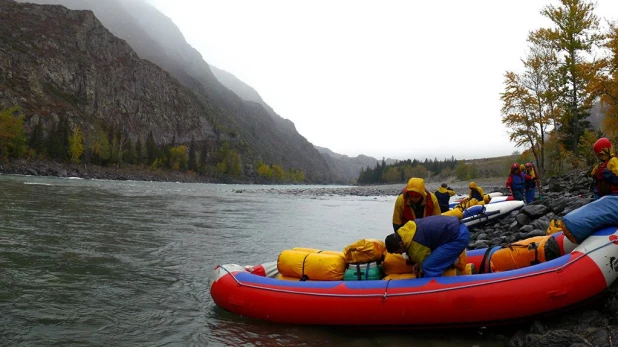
[
  {"left": 1, "top": 0, "right": 215, "bottom": 145},
  {"left": 7, "top": 0, "right": 334, "bottom": 182}
]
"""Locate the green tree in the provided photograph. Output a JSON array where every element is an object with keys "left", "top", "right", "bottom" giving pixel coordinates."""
[
  {"left": 455, "top": 162, "right": 469, "bottom": 181},
  {"left": 169, "top": 145, "right": 188, "bottom": 171},
  {"left": 256, "top": 161, "right": 274, "bottom": 179},
  {"left": 591, "top": 23, "right": 618, "bottom": 140},
  {"left": 146, "top": 131, "right": 156, "bottom": 165},
  {"left": 272, "top": 164, "right": 285, "bottom": 181},
  {"left": 0, "top": 106, "right": 26, "bottom": 160},
  {"left": 382, "top": 166, "right": 400, "bottom": 183},
  {"left": 68, "top": 125, "right": 84, "bottom": 164},
  {"left": 188, "top": 137, "right": 197, "bottom": 172},
  {"left": 135, "top": 135, "right": 143, "bottom": 165},
  {"left": 91, "top": 126, "right": 111, "bottom": 164},
  {"left": 28, "top": 117, "right": 44, "bottom": 157},
  {"left": 540, "top": 0, "right": 603, "bottom": 155}
]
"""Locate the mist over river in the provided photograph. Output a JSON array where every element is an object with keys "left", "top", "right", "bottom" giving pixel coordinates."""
[{"left": 1, "top": 174, "right": 506, "bottom": 346}]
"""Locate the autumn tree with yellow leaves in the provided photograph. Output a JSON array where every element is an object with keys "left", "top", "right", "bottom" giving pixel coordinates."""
[{"left": 502, "top": 0, "right": 609, "bottom": 175}]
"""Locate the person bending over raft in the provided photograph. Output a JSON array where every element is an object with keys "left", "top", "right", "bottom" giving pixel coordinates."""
[
  {"left": 392, "top": 177, "right": 441, "bottom": 232},
  {"left": 385, "top": 215, "right": 470, "bottom": 278}
]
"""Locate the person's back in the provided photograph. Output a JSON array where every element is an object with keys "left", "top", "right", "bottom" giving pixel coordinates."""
[
  {"left": 385, "top": 215, "right": 469, "bottom": 277},
  {"left": 434, "top": 183, "right": 455, "bottom": 213},
  {"left": 468, "top": 182, "right": 484, "bottom": 201}
]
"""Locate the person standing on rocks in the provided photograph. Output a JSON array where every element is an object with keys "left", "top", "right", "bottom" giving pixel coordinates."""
[
  {"left": 590, "top": 137, "right": 618, "bottom": 199},
  {"left": 392, "top": 177, "right": 441, "bottom": 232},
  {"left": 524, "top": 163, "right": 537, "bottom": 204},
  {"left": 506, "top": 163, "right": 535, "bottom": 202},
  {"left": 434, "top": 183, "right": 455, "bottom": 213}
]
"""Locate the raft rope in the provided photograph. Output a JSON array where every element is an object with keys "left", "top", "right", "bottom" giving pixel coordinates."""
[
  {"left": 219, "top": 236, "right": 618, "bottom": 299},
  {"left": 300, "top": 253, "right": 311, "bottom": 281}
]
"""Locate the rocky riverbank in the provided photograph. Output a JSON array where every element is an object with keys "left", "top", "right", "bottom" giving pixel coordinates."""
[
  {"left": 0, "top": 159, "right": 247, "bottom": 184},
  {"left": 247, "top": 171, "right": 618, "bottom": 347}
]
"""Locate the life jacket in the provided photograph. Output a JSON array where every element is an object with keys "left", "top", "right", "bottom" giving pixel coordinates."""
[
  {"left": 593, "top": 157, "right": 618, "bottom": 197},
  {"left": 401, "top": 186, "right": 436, "bottom": 223},
  {"left": 486, "top": 235, "right": 561, "bottom": 273},
  {"left": 510, "top": 172, "right": 526, "bottom": 190}
]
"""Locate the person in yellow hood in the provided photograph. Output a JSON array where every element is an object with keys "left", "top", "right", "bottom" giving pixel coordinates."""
[
  {"left": 468, "top": 182, "right": 484, "bottom": 201},
  {"left": 392, "top": 177, "right": 441, "bottom": 232},
  {"left": 385, "top": 215, "right": 470, "bottom": 278},
  {"left": 434, "top": 183, "right": 455, "bottom": 213}
]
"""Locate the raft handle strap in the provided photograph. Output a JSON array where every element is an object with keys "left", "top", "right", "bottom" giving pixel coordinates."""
[
  {"left": 529, "top": 242, "right": 541, "bottom": 266},
  {"left": 300, "top": 253, "right": 311, "bottom": 281},
  {"left": 479, "top": 246, "right": 493, "bottom": 274},
  {"left": 355, "top": 263, "right": 362, "bottom": 281}
]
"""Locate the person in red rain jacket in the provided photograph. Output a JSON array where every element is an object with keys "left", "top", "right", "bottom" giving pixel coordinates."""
[
  {"left": 506, "top": 163, "right": 536, "bottom": 203},
  {"left": 590, "top": 137, "right": 618, "bottom": 199}
]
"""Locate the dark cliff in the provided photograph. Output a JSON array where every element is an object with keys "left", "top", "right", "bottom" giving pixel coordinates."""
[{"left": 2, "top": 0, "right": 334, "bottom": 183}]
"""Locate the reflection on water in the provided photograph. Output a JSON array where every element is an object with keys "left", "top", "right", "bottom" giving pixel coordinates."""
[{"left": 1, "top": 174, "right": 503, "bottom": 346}]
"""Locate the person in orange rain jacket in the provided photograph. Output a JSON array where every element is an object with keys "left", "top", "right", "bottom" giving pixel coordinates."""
[
  {"left": 392, "top": 177, "right": 441, "bottom": 232},
  {"left": 590, "top": 137, "right": 618, "bottom": 199},
  {"left": 434, "top": 183, "right": 455, "bottom": 213}
]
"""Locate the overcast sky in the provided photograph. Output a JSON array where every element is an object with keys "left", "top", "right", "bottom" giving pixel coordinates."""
[{"left": 147, "top": 0, "right": 618, "bottom": 161}]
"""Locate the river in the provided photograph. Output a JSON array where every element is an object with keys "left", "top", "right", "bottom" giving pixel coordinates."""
[{"left": 0, "top": 174, "right": 505, "bottom": 346}]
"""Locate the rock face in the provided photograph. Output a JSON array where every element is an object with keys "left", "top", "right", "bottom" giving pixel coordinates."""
[{"left": 1, "top": 0, "right": 334, "bottom": 183}]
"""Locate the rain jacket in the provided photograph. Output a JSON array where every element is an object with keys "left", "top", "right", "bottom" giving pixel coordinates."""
[
  {"left": 396, "top": 215, "right": 470, "bottom": 277},
  {"left": 392, "top": 178, "right": 441, "bottom": 231},
  {"left": 468, "top": 182, "right": 484, "bottom": 201},
  {"left": 434, "top": 186, "right": 455, "bottom": 213},
  {"left": 591, "top": 155, "right": 618, "bottom": 199},
  {"left": 524, "top": 168, "right": 537, "bottom": 189},
  {"left": 507, "top": 172, "right": 535, "bottom": 201}
]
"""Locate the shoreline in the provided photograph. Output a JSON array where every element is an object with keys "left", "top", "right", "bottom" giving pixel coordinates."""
[{"left": 0, "top": 159, "right": 508, "bottom": 196}]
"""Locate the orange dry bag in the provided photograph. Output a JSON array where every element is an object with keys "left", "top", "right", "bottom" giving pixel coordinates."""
[{"left": 489, "top": 235, "right": 561, "bottom": 272}]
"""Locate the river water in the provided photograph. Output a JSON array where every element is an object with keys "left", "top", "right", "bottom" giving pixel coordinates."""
[{"left": 0, "top": 174, "right": 505, "bottom": 346}]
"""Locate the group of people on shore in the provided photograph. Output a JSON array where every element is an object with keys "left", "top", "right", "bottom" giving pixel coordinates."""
[{"left": 384, "top": 137, "right": 618, "bottom": 279}]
